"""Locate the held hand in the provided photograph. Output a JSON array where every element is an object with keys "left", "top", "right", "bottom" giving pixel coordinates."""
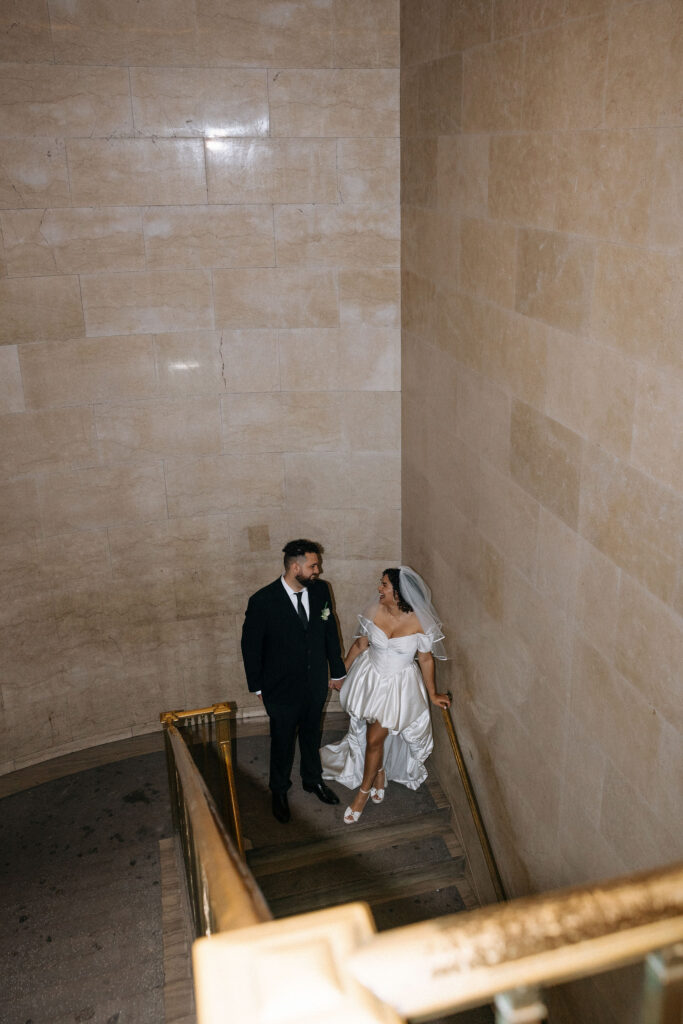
[
  {"left": 329, "top": 677, "right": 345, "bottom": 691},
  {"left": 430, "top": 692, "right": 451, "bottom": 709}
]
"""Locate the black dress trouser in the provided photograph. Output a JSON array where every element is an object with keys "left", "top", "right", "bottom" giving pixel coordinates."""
[{"left": 265, "top": 689, "right": 326, "bottom": 794}]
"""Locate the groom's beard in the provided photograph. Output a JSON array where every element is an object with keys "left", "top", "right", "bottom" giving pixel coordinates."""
[{"left": 295, "top": 573, "right": 318, "bottom": 587}]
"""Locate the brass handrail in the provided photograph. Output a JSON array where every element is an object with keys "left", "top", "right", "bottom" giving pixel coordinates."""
[
  {"left": 348, "top": 860, "right": 683, "bottom": 1019},
  {"left": 164, "top": 723, "right": 270, "bottom": 935},
  {"left": 440, "top": 702, "right": 507, "bottom": 902}
]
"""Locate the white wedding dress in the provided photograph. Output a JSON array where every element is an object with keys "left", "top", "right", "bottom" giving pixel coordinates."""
[{"left": 321, "top": 616, "right": 441, "bottom": 791}]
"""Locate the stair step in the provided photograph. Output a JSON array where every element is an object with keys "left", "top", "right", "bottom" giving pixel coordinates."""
[
  {"left": 267, "top": 855, "right": 468, "bottom": 918},
  {"left": 248, "top": 808, "right": 456, "bottom": 877}
]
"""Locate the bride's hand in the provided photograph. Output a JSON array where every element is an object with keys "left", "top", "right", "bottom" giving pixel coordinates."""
[{"left": 431, "top": 692, "right": 450, "bottom": 709}]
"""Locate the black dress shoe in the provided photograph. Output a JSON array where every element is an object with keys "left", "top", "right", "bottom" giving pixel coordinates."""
[
  {"left": 303, "top": 781, "right": 340, "bottom": 805},
  {"left": 271, "top": 792, "right": 290, "bottom": 823}
]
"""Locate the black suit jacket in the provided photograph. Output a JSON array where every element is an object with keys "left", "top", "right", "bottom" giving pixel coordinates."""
[{"left": 241, "top": 578, "right": 346, "bottom": 705}]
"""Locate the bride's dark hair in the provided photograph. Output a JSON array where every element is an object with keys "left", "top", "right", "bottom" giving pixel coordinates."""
[{"left": 383, "top": 568, "right": 413, "bottom": 614}]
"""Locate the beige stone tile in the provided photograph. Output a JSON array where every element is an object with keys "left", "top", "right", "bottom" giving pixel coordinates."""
[
  {"left": 455, "top": 368, "right": 510, "bottom": 473},
  {"left": 49, "top": 0, "right": 190, "bottom": 64},
  {"left": 653, "top": 722, "right": 683, "bottom": 829},
  {"left": 0, "top": 138, "right": 70, "bottom": 210},
  {"left": 206, "top": 138, "right": 337, "bottom": 205},
  {"left": 535, "top": 507, "right": 579, "bottom": 615},
  {"left": 631, "top": 366, "right": 683, "bottom": 492},
  {"left": 460, "top": 216, "right": 516, "bottom": 308},
  {"left": 478, "top": 463, "right": 539, "bottom": 580},
  {"left": 67, "top": 139, "right": 206, "bottom": 207},
  {"left": 515, "top": 227, "right": 594, "bottom": 334},
  {"left": 1, "top": 276, "right": 85, "bottom": 348},
  {"left": 481, "top": 306, "right": 548, "bottom": 407},
  {"left": 0, "top": 64, "right": 132, "bottom": 137},
  {"left": 606, "top": 0, "right": 683, "bottom": 128},
  {"left": 279, "top": 327, "right": 400, "bottom": 391},
  {"left": 511, "top": 400, "right": 582, "bottom": 530},
  {"left": 227, "top": 509, "right": 345, "bottom": 563},
  {"left": 275, "top": 204, "right": 399, "bottom": 268},
  {"left": 0, "top": 0, "right": 53, "bottom": 62},
  {"left": 269, "top": 69, "right": 399, "bottom": 137},
  {"left": 440, "top": 0, "right": 492, "bottom": 52},
  {"left": 165, "top": 453, "right": 284, "bottom": 518},
  {"left": 143, "top": 205, "right": 274, "bottom": 271},
  {"left": 503, "top": 566, "right": 572, "bottom": 691},
  {"left": 0, "top": 346, "right": 24, "bottom": 413},
  {"left": 402, "top": 206, "right": 458, "bottom": 288},
  {"left": 571, "top": 636, "right": 662, "bottom": 801},
  {"left": 20, "top": 335, "right": 157, "bottom": 409},
  {"left": 462, "top": 38, "right": 523, "bottom": 132},
  {"left": 333, "top": 0, "right": 399, "bottom": 67},
  {"left": 221, "top": 392, "right": 342, "bottom": 455},
  {"left": 337, "top": 139, "right": 400, "bottom": 204},
  {"left": 545, "top": 331, "right": 637, "bottom": 460},
  {"left": 217, "top": 329, "right": 279, "bottom": 394},
  {"left": 400, "top": 0, "right": 441, "bottom": 66},
  {"left": 339, "top": 269, "right": 400, "bottom": 327},
  {"left": 649, "top": 128, "right": 682, "bottom": 250},
  {"left": 81, "top": 270, "right": 212, "bottom": 337},
  {"left": 95, "top": 397, "right": 222, "bottom": 462},
  {"left": 130, "top": 67, "right": 268, "bottom": 138},
  {"left": 174, "top": 566, "right": 248, "bottom": 620},
  {"left": 616, "top": 574, "right": 683, "bottom": 734},
  {"left": 401, "top": 135, "right": 437, "bottom": 206},
  {"left": 574, "top": 539, "right": 621, "bottom": 660},
  {"left": 341, "top": 392, "right": 400, "bottom": 453},
  {"left": 195, "top": 0, "right": 334, "bottom": 68},
  {"left": 493, "top": 0, "right": 565, "bottom": 38},
  {"left": 284, "top": 452, "right": 400, "bottom": 510},
  {"left": 399, "top": 63, "right": 421, "bottom": 139},
  {"left": 1, "top": 208, "right": 145, "bottom": 277},
  {"left": 418, "top": 54, "right": 463, "bottom": 136},
  {"left": 555, "top": 130, "right": 664, "bottom": 246},
  {"left": 153, "top": 330, "right": 227, "bottom": 397},
  {"left": 437, "top": 134, "right": 489, "bottom": 217},
  {"left": 342, "top": 508, "right": 401, "bottom": 560},
  {"left": 579, "top": 443, "right": 681, "bottom": 607},
  {"left": 0, "top": 406, "right": 98, "bottom": 478},
  {"left": 213, "top": 269, "right": 338, "bottom": 329},
  {"left": 37, "top": 531, "right": 111, "bottom": 585},
  {"left": 522, "top": 15, "right": 608, "bottom": 131},
  {"left": 38, "top": 462, "right": 167, "bottom": 535},
  {"left": 108, "top": 515, "right": 231, "bottom": 580},
  {"left": 488, "top": 134, "right": 557, "bottom": 228},
  {"left": 0, "top": 539, "right": 46, "bottom": 593},
  {"left": 0, "top": 478, "right": 41, "bottom": 543},
  {"left": 600, "top": 762, "right": 679, "bottom": 872},
  {"left": 404, "top": 269, "right": 438, "bottom": 344},
  {"left": 591, "top": 243, "right": 682, "bottom": 375}
]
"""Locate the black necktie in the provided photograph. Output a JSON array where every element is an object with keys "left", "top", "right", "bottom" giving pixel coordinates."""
[{"left": 295, "top": 592, "right": 308, "bottom": 628}]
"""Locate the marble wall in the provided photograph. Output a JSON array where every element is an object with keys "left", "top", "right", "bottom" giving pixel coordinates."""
[
  {"left": 400, "top": 2, "right": 681, "bottom": 1016},
  {"left": 0, "top": 0, "right": 401, "bottom": 773}
]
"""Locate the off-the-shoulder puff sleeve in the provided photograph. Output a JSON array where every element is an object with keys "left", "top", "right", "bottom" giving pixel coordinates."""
[
  {"left": 354, "top": 615, "right": 372, "bottom": 639},
  {"left": 416, "top": 626, "right": 447, "bottom": 657}
]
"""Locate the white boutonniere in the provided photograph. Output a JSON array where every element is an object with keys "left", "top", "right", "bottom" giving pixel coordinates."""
[{"left": 321, "top": 602, "right": 330, "bottom": 621}]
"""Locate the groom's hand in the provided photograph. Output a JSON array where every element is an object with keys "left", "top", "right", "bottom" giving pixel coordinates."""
[{"left": 329, "top": 676, "right": 345, "bottom": 691}]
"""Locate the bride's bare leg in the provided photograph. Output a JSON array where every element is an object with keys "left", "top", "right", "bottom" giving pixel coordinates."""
[{"left": 349, "top": 721, "right": 388, "bottom": 813}]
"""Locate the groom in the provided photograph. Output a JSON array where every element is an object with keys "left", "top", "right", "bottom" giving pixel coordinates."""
[{"left": 241, "top": 539, "right": 346, "bottom": 823}]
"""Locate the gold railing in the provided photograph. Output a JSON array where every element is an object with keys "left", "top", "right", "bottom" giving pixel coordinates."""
[
  {"left": 440, "top": 701, "right": 507, "bottom": 903},
  {"left": 161, "top": 705, "right": 270, "bottom": 936},
  {"left": 193, "top": 860, "right": 683, "bottom": 1023},
  {"left": 162, "top": 701, "right": 683, "bottom": 1023}
]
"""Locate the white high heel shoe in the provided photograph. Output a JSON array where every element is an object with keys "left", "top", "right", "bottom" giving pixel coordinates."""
[
  {"left": 370, "top": 767, "right": 386, "bottom": 804},
  {"left": 344, "top": 787, "right": 371, "bottom": 824}
]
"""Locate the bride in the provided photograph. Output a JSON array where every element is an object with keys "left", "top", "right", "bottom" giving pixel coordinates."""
[{"left": 321, "top": 566, "right": 450, "bottom": 824}]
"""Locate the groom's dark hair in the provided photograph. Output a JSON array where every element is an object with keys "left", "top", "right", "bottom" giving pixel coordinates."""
[{"left": 283, "top": 538, "right": 323, "bottom": 569}]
